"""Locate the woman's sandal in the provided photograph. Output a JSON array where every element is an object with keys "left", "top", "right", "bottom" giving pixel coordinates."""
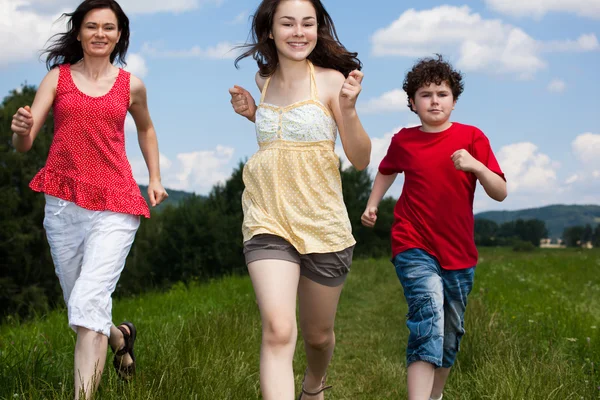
[
  {"left": 111, "top": 321, "right": 137, "bottom": 381},
  {"left": 297, "top": 370, "right": 332, "bottom": 400}
]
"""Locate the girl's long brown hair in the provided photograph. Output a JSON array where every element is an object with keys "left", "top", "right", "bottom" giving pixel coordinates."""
[{"left": 234, "top": 0, "right": 361, "bottom": 77}]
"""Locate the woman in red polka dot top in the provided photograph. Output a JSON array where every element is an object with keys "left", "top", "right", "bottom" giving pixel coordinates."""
[{"left": 10, "top": 0, "right": 167, "bottom": 397}]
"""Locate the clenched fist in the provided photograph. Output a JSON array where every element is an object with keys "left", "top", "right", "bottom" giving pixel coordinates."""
[
  {"left": 339, "top": 70, "right": 364, "bottom": 111},
  {"left": 451, "top": 149, "right": 482, "bottom": 173},
  {"left": 11, "top": 105, "right": 34, "bottom": 136},
  {"left": 229, "top": 85, "right": 257, "bottom": 122},
  {"left": 361, "top": 206, "right": 378, "bottom": 228}
]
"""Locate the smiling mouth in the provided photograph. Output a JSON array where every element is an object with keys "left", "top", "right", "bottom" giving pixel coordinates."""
[{"left": 288, "top": 42, "right": 308, "bottom": 48}]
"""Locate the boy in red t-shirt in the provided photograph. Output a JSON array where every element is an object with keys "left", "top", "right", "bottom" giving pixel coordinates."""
[{"left": 361, "top": 55, "right": 507, "bottom": 400}]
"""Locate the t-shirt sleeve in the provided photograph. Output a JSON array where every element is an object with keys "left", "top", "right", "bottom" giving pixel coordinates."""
[
  {"left": 378, "top": 132, "right": 403, "bottom": 175},
  {"left": 472, "top": 129, "right": 506, "bottom": 181}
]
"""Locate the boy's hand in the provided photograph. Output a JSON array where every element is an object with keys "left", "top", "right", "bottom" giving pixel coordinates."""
[
  {"left": 11, "top": 105, "right": 34, "bottom": 136},
  {"left": 361, "top": 206, "right": 378, "bottom": 228},
  {"left": 451, "top": 149, "right": 483, "bottom": 173},
  {"left": 229, "top": 85, "right": 257, "bottom": 122},
  {"left": 339, "top": 70, "right": 363, "bottom": 111}
]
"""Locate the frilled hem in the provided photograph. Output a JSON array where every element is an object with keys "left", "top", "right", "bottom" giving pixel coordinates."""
[
  {"left": 243, "top": 227, "right": 356, "bottom": 255},
  {"left": 30, "top": 168, "right": 150, "bottom": 218}
]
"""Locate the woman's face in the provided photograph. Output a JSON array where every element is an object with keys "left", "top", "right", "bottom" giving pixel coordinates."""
[{"left": 78, "top": 8, "right": 121, "bottom": 59}]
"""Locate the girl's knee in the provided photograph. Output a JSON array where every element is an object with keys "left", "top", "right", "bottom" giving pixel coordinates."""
[
  {"left": 303, "top": 328, "right": 335, "bottom": 350},
  {"left": 263, "top": 318, "right": 296, "bottom": 347}
]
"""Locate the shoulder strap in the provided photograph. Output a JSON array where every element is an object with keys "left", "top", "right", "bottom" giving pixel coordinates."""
[
  {"left": 308, "top": 61, "right": 318, "bottom": 101},
  {"left": 259, "top": 75, "right": 272, "bottom": 104},
  {"left": 57, "top": 64, "right": 73, "bottom": 94}
]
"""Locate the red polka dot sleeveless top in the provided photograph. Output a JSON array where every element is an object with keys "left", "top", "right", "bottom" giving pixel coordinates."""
[{"left": 30, "top": 64, "right": 150, "bottom": 218}]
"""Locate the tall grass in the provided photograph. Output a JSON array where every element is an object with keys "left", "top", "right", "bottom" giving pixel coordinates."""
[{"left": 1, "top": 248, "right": 599, "bottom": 399}]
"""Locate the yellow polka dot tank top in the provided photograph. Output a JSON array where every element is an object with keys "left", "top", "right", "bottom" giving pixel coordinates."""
[{"left": 242, "top": 61, "right": 356, "bottom": 254}]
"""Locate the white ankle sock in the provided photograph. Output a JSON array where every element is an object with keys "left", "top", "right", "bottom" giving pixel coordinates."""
[{"left": 430, "top": 395, "right": 443, "bottom": 400}]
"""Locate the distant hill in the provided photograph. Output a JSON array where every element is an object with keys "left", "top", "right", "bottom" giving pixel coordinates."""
[
  {"left": 138, "top": 185, "right": 197, "bottom": 212},
  {"left": 475, "top": 204, "right": 600, "bottom": 238}
]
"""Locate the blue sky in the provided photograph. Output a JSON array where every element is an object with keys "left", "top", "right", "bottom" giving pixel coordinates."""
[{"left": 1, "top": 0, "right": 599, "bottom": 212}]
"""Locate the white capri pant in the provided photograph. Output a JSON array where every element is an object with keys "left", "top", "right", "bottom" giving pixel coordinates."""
[{"left": 43, "top": 194, "right": 140, "bottom": 337}]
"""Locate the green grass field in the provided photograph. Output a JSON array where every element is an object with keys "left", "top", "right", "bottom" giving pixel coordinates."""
[{"left": 1, "top": 248, "right": 599, "bottom": 399}]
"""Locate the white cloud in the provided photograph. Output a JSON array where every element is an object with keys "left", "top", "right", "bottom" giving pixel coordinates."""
[
  {"left": 371, "top": 6, "right": 597, "bottom": 79},
  {"left": 18, "top": 0, "right": 224, "bottom": 15},
  {"left": 336, "top": 125, "right": 413, "bottom": 174},
  {"left": 543, "top": 34, "right": 600, "bottom": 52},
  {"left": 125, "top": 115, "right": 136, "bottom": 134},
  {"left": 141, "top": 41, "right": 239, "bottom": 60},
  {"left": 0, "top": 0, "right": 67, "bottom": 66},
  {"left": 565, "top": 174, "right": 580, "bottom": 184},
  {"left": 547, "top": 79, "right": 566, "bottom": 93},
  {"left": 119, "top": 0, "right": 223, "bottom": 15},
  {"left": 124, "top": 53, "right": 148, "bottom": 78},
  {"left": 546, "top": 133, "right": 600, "bottom": 206},
  {"left": 572, "top": 133, "right": 600, "bottom": 166},
  {"left": 485, "top": 0, "right": 600, "bottom": 20},
  {"left": 336, "top": 125, "right": 426, "bottom": 199},
  {"left": 228, "top": 11, "right": 249, "bottom": 25},
  {"left": 358, "top": 89, "right": 409, "bottom": 114},
  {"left": 130, "top": 145, "right": 235, "bottom": 193},
  {"left": 496, "top": 142, "right": 559, "bottom": 193},
  {"left": 0, "top": 0, "right": 225, "bottom": 67}
]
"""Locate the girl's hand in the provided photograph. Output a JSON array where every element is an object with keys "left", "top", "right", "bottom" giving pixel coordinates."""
[
  {"left": 229, "top": 85, "right": 257, "bottom": 122},
  {"left": 339, "top": 70, "right": 364, "bottom": 111}
]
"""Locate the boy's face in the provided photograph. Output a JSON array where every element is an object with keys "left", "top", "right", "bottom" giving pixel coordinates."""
[{"left": 410, "top": 81, "right": 457, "bottom": 128}]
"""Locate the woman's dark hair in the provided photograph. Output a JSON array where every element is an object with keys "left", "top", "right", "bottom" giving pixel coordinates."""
[
  {"left": 234, "top": 0, "right": 361, "bottom": 77},
  {"left": 403, "top": 54, "right": 464, "bottom": 113},
  {"left": 43, "top": 0, "right": 130, "bottom": 70}
]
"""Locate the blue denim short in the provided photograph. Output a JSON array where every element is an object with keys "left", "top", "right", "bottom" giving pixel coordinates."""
[{"left": 393, "top": 248, "right": 475, "bottom": 368}]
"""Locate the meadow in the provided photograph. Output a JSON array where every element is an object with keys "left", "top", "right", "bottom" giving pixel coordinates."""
[{"left": 1, "top": 248, "right": 599, "bottom": 399}]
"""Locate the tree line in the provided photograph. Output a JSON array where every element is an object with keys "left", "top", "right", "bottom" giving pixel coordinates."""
[{"left": 0, "top": 85, "right": 571, "bottom": 322}]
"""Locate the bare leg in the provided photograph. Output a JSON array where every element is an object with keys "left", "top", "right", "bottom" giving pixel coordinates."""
[
  {"left": 73, "top": 327, "right": 108, "bottom": 400},
  {"left": 430, "top": 367, "right": 451, "bottom": 399},
  {"left": 297, "top": 276, "right": 344, "bottom": 399},
  {"left": 407, "top": 361, "right": 435, "bottom": 400},
  {"left": 248, "top": 259, "right": 301, "bottom": 400}
]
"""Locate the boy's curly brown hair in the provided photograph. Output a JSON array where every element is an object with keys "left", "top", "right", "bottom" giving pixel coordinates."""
[{"left": 402, "top": 54, "right": 464, "bottom": 113}]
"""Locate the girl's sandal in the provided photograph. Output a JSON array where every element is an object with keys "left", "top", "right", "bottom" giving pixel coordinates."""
[
  {"left": 297, "top": 370, "right": 332, "bottom": 400},
  {"left": 111, "top": 321, "right": 137, "bottom": 381}
]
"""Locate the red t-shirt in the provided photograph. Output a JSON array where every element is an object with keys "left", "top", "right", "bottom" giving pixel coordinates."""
[{"left": 379, "top": 122, "right": 505, "bottom": 270}]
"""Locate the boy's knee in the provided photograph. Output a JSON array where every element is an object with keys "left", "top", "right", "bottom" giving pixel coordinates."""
[
  {"left": 405, "top": 294, "right": 444, "bottom": 367},
  {"left": 406, "top": 294, "right": 442, "bottom": 344}
]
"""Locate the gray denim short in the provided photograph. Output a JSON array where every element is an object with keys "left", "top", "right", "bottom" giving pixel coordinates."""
[{"left": 243, "top": 234, "right": 354, "bottom": 287}]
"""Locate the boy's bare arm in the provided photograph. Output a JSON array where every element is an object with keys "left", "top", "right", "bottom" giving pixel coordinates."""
[
  {"left": 451, "top": 149, "right": 507, "bottom": 202},
  {"left": 362, "top": 172, "right": 398, "bottom": 227},
  {"left": 474, "top": 167, "right": 507, "bottom": 202}
]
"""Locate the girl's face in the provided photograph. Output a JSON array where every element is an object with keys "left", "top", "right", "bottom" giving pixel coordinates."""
[
  {"left": 78, "top": 8, "right": 121, "bottom": 59},
  {"left": 270, "top": 0, "right": 318, "bottom": 62}
]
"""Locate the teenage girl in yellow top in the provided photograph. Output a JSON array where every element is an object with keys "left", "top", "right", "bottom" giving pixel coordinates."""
[{"left": 229, "top": 1, "right": 371, "bottom": 399}]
